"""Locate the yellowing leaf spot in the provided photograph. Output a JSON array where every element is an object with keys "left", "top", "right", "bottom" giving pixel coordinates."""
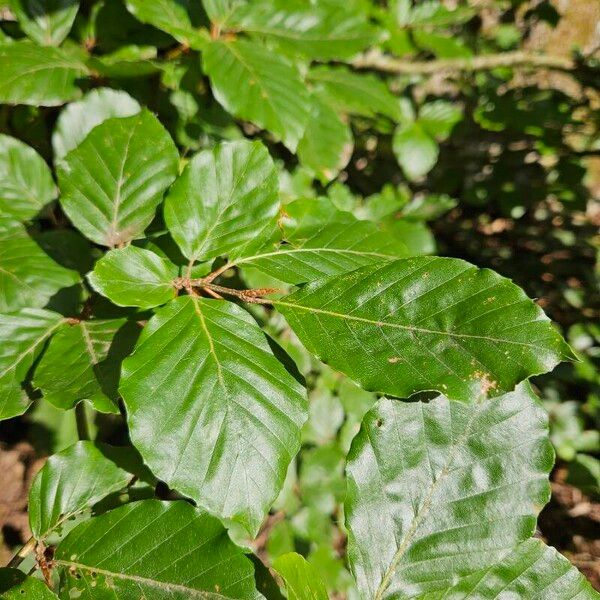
[{"left": 388, "top": 357, "right": 400, "bottom": 364}]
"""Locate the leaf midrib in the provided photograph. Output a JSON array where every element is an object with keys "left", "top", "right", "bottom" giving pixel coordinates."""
[
  {"left": 54, "top": 560, "right": 234, "bottom": 599},
  {"left": 272, "top": 299, "right": 546, "bottom": 349}
]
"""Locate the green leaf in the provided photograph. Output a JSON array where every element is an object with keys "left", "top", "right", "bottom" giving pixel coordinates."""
[
  {"left": 54, "top": 499, "right": 261, "bottom": 599},
  {"left": 203, "top": 39, "right": 311, "bottom": 152},
  {"left": 120, "top": 297, "right": 307, "bottom": 535},
  {"left": 0, "top": 41, "right": 88, "bottom": 106},
  {"left": 416, "top": 540, "right": 600, "bottom": 599},
  {"left": 0, "top": 569, "right": 58, "bottom": 598},
  {"left": 399, "top": 193, "right": 457, "bottom": 221},
  {"left": 57, "top": 110, "right": 179, "bottom": 247},
  {"left": 393, "top": 122, "right": 439, "bottom": 181},
  {"left": 272, "top": 552, "right": 328, "bottom": 600},
  {"left": 419, "top": 100, "right": 463, "bottom": 141},
  {"left": 345, "top": 384, "right": 554, "bottom": 599},
  {"left": 308, "top": 66, "right": 401, "bottom": 120},
  {"left": 0, "top": 134, "right": 56, "bottom": 221},
  {"left": 125, "top": 0, "right": 208, "bottom": 49},
  {"left": 276, "top": 257, "right": 574, "bottom": 401},
  {"left": 164, "top": 139, "right": 279, "bottom": 264},
  {"left": 0, "top": 220, "right": 80, "bottom": 312},
  {"left": 52, "top": 88, "right": 141, "bottom": 160},
  {"left": 9, "top": 0, "right": 79, "bottom": 46},
  {"left": 88, "top": 246, "right": 178, "bottom": 308},
  {"left": 33, "top": 318, "right": 138, "bottom": 412},
  {"left": 566, "top": 453, "right": 600, "bottom": 498},
  {"left": 412, "top": 30, "right": 472, "bottom": 58},
  {"left": 233, "top": 2, "right": 380, "bottom": 60},
  {"left": 297, "top": 94, "right": 353, "bottom": 183},
  {"left": 28, "top": 441, "right": 133, "bottom": 540},
  {"left": 236, "top": 198, "right": 408, "bottom": 284},
  {"left": 0, "top": 308, "right": 63, "bottom": 420},
  {"left": 203, "top": 0, "right": 246, "bottom": 26}
]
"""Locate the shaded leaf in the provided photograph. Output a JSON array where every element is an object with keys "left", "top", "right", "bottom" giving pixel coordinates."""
[
  {"left": 0, "top": 569, "right": 58, "bottom": 598},
  {"left": 54, "top": 499, "right": 261, "bottom": 599},
  {"left": 204, "top": 39, "right": 311, "bottom": 152},
  {"left": 120, "top": 297, "right": 307, "bottom": 535},
  {"left": 0, "top": 220, "right": 80, "bottom": 312},
  {"left": 52, "top": 88, "right": 141, "bottom": 160},
  {"left": 276, "top": 257, "right": 574, "bottom": 401},
  {"left": 0, "top": 308, "right": 63, "bottom": 420},
  {"left": 272, "top": 552, "right": 328, "bottom": 600},
  {"left": 236, "top": 198, "right": 408, "bottom": 284},
  {"left": 33, "top": 318, "right": 138, "bottom": 412},
  {"left": 88, "top": 246, "right": 177, "bottom": 309},
  {"left": 57, "top": 110, "right": 179, "bottom": 247},
  {"left": 308, "top": 66, "right": 401, "bottom": 121},
  {"left": 164, "top": 139, "right": 279, "bottom": 264},
  {"left": 345, "top": 384, "right": 553, "bottom": 598},
  {"left": 0, "top": 133, "right": 56, "bottom": 220},
  {"left": 125, "top": 0, "right": 208, "bottom": 49},
  {"left": 393, "top": 122, "right": 439, "bottom": 181},
  {"left": 0, "top": 41, "right": 88, "bottom": 106},
  {"left": 28, "top": 441, "right": 133, "bottom": 540},
  {"left": 419, "top": 100, "right": 463, "bottom": 141},
  {"left": 9, "top": 0, "right": 79, "bottom": 46},
  {"left": 297, "top": 94, "right": 353, "bottom": 184}
]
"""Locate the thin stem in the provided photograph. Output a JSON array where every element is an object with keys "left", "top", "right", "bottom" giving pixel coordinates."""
[
  {"left": 202, "top": 261, "right": 235, "bottom": 284},
  {"left": 6, "top": 536, "right": 36, "bottom": 568},
  {"left": 201, "top": 282, "right": 278, "bottom": 304},
  {"left": 352, "top": 49, "right": 575, "bottom": 75},
  {"left": 75, "top": 402, "right": 91, "bottom": 441}
]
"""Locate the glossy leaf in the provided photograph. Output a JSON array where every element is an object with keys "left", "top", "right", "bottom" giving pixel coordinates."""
[
  {"left": 164, "top": 139, "right": 279, "bottom": 263},
  {"left": 418, "top": 539, "right": 600, "bottom": 599},
  {"left": 297, "top": 95, "right": 353, "bottom": 183},
  {"left": 125, "top": 0, "right": 208, "bottom": 49},
  {"left": 120, "top": 297, "right": 307, "bottom": 535},
  {"left": 393, "top": 122, "right": 439, "bottom": 181},
  {"left": 28, "top": 441, "right": 133, "bottom": 540},
  {"left": 0, "top": 220, "right": 80, "bottom": 312},
  {"left": 276, "top": 257, "right": 574, "bottom": 401},
  {"left": 9, "top": 0, "right": 79, "bottom": 46},
  {"left": 57, "top": 110, "right": 179, "bottom": 247},
  {"left": 233, "top": 2, "right": 380, "bottom": 60},
  {"left": 308, "top": 66, "right": 401, "bottom": 120},
  {"left": 54, "top": 499, "right": 261, "bottom": 599},
  {"left": 88, "top": 246, "right": 178, "bottom": 308},
  {"left": 237, "top": 198, "right": 408, "bottom": 284},
  {"left": 52, "top": 88, "right": 141, "bottom": 160},
  {"left": 0, "top": 42, "right": 87, "bottom": 106},
  {"left": 33, "top": 318, "right": 137, "bottom": 412},
  {"left": 345, "top": 384, "right": 554, "bottom": 598},
  {"left": 0, "top": 569, "right": 58, "bottom": 598},
  {"left": 0, "top": 134, "right": 56, "bottom": 220},
  {"left": 0, "top": 308, "right": 63, "bottom": 420},
  {"left": 272, "top": 552, "right": 328, "bottom": 600},
  {"left": 204, "top": 39, "right": 311, "bottom": 152}
]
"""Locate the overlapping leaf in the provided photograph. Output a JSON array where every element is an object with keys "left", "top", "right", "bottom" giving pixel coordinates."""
[
  {"left": 52, "top": 88, "right": 141, "bottom": 160},
  {"left": 0, "top": 219, "right": 80, "bottom": 313},
  {"left": 272, "top": 552, "right": 328, "bottom": 600},
  {"left": 120, "top": 297, "right": 307, "bottom": 535},
  {"left": 29, "top": 441, "right": 133, "bottom": 540},
  {"left": 0, "top": 41, "right": 88, "bottom": 106},
  {"left": 0, "top": 569, "right": 58, "bottom": 599},
  {"left": 0, "top": 308, "right": 63, "bottom": 420},
  {"left": 236, "top": 198, "right": 408, "bottom": 284},
  {"left": 297, "top": 94, "right": 353, "bottom": 183},
  {"left": 232, "top": 2, "right": 380, "bottom": 60},
  {"left": 125, "top": 0, "right": 208, "bottom": 49},
  {"left": 164, "top": 140, "right": 279, "bottom": 264},
  {"left": 54, "top": 499, "right": 261, "bottom": 599},
  {"left": 345, "top": 384, "right": 554, "bottom": 598},
  {"left": 276, "top": 257, "right": 574, "bottom": 401},
  {"left": 203, "top": 39, "right": 311, "bottom": 152},
  {"left": 0, "top": 134, "right": 56, "bottom": 220},
  {"left": 33, "top": 318, "right": 139, "bottom": 412},
  {"left": 88, "top": 246, "right": 178, "bottom": 308},
  {"left": 9, "top": 0, "right": 79, "bottom": 46},
  {"left": 57, "top": 110, "right": 179, "bottom": 247}
]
